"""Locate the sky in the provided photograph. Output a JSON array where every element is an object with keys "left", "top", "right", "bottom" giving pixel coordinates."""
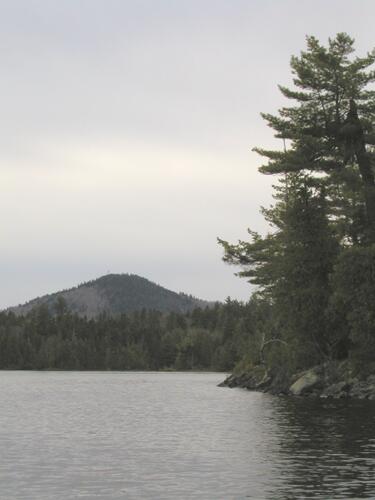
[{"left": 1, "top": 0, "right": 375, "bottom": 308}]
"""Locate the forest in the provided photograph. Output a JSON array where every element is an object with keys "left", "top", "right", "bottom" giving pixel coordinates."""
[{"left": 0, "top": 298, "right": 265, "bottom": 371}]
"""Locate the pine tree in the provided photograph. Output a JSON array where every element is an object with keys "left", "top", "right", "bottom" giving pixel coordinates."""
[
  {"left": 219, "top": 34, "right": 375, "bottom": 370},
  {"left": 219, "top": 173, "right": 337, "bottom": 367},
  {"left": 255, "top": 33, "right": 375, "bottom": 242}
]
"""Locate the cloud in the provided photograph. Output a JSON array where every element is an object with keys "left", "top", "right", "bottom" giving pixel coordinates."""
[{"left": 1, "top": 0, "right": 375, "bottom": 307}]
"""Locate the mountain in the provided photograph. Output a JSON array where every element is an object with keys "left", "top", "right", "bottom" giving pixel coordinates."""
[{"left": 8, "top": 274, "right": 213, "bottom": 318}]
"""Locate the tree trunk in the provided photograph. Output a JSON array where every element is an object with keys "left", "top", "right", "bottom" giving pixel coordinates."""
[
  {"left": 355, "top": 144, "right": 375, "bottom": 242},
  {"left": 343, "top": 100, "right": 375, "bottom": 242}
]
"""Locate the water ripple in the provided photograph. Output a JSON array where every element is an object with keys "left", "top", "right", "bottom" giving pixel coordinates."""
[{"left": 0, "top": 372, "right": 375, "bottom": 499}]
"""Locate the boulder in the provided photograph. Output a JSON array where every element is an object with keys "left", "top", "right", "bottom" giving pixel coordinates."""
[
  {"left": 289, "top": 368, "right": 322, "bottom": 396},
  {"left": 218, "top": 366, "right": 268, "bottom": 390}
]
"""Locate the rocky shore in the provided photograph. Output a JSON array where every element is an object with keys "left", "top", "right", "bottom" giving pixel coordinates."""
[{"left": 219, "top": 361, "right": 375, "bottom": 400}]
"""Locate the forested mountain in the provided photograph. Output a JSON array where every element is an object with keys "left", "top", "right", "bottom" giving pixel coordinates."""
[{"left": 9, "top": 274, "right": 212, "bottom": 318}]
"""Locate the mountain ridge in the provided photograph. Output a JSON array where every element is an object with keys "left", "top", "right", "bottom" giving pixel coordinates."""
[{"left": 8, "top": 274, "right": 214, "bottom": 318}]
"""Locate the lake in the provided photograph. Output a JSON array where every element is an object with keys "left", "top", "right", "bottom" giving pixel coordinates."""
[{"left": 1, "top": 371, "right": 375, "bottom": 499}]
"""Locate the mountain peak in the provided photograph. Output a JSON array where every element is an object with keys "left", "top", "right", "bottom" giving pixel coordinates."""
[{"left": 9, "top": 274, "right": 212, "bottom": 318}]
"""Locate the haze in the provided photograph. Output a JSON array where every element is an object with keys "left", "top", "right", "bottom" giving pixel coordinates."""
[{"left": 1, "top": 0, "right": 374, "bottom": 308}]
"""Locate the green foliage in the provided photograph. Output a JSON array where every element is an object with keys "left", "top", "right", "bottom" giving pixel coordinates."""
[
  {"left": 220, "top": 174, "right": 338, "bottom": 367},
  {"left": 0, "top": 300, "right": 263, "bottom": 371},
  {"left": 220, "top": 33, "right": 375, "bottom": 375},
  {"left": 255, "top": 33, "right": 375, "bottom": 243},
  {"left": 330, "top": 245, "right": 375, "bottom": 360}
]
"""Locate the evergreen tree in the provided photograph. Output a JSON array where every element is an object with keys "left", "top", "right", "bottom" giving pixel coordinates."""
[
  {"left": 255, "top": 33, "right": 375, "bottom": 242},
  {"left": 219, "top": 33, "right": 375, "bottom": 370},
  {"left": 220, "top": 174, "right": 337, "bottom": 368},
  {"left": 0, "top": 301, "right": 258, "bottom": 371}
]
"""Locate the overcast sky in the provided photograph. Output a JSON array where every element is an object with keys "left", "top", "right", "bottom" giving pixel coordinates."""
[{"left": 1, "top": 0, "right": 375, "bottom": 308}]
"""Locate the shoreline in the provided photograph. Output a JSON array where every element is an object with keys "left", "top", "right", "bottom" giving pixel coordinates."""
[{"left": 218, "top": 361, "right": 375, "bottom": 400}]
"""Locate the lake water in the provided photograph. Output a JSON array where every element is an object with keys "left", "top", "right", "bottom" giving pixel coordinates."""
[{"left": 1, "top": 371, "right": 375, "bottom": 499}]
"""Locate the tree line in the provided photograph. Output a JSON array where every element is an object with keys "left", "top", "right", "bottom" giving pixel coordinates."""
[{"left": 0, "top": 297, "right": 265, "bottom": 371}]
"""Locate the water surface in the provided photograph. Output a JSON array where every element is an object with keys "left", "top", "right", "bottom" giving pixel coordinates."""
[{"left": 1, "top": 371, "right": 375, "bottom": 499}]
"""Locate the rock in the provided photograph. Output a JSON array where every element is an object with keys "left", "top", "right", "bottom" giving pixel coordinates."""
[
  {"left": 289, "top": 368, "right": 322, "bottom": 396},
  {"left": 217, "top": 374, "right": 236, "bottom": 387},
  {"left": 220, "top": 360, "right": 375, "bottom": 400},
  {"left": 348, "top": 380, "right": 371, "bottom": 399},
  {"left": 335, "top": 391, "right": 348, "bottom": 399},
  {"left": 218, "top": 366, "right": 269, "bottom": 391},
  {"left": 255, "top": 372, "right": 272, "bottom": 391},
  {"left": 321, "top": 381, "right": 350, "bottom": 398},
  {"left": 348, "top": 377, "right": 359, "bottom": 387}
]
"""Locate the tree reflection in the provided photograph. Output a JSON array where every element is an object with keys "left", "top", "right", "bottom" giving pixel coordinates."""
[{"left": 268, "top": 397, "right": 375, "bottom": 499}]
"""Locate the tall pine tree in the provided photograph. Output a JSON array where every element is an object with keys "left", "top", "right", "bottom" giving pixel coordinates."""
[
  {"left": 219, "top": 33, "right": 375, "bottom": 369},
  {"left": 255, "top": 33, "right": 375, "bottom": 243}
]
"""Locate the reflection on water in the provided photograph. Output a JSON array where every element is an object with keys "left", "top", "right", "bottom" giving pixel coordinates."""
[
  {"left": 270, "top": 397, "right": 375, "bottom": 499},
  {"left": 0, "top": 371, "right": 374, "bottom": 499}
]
